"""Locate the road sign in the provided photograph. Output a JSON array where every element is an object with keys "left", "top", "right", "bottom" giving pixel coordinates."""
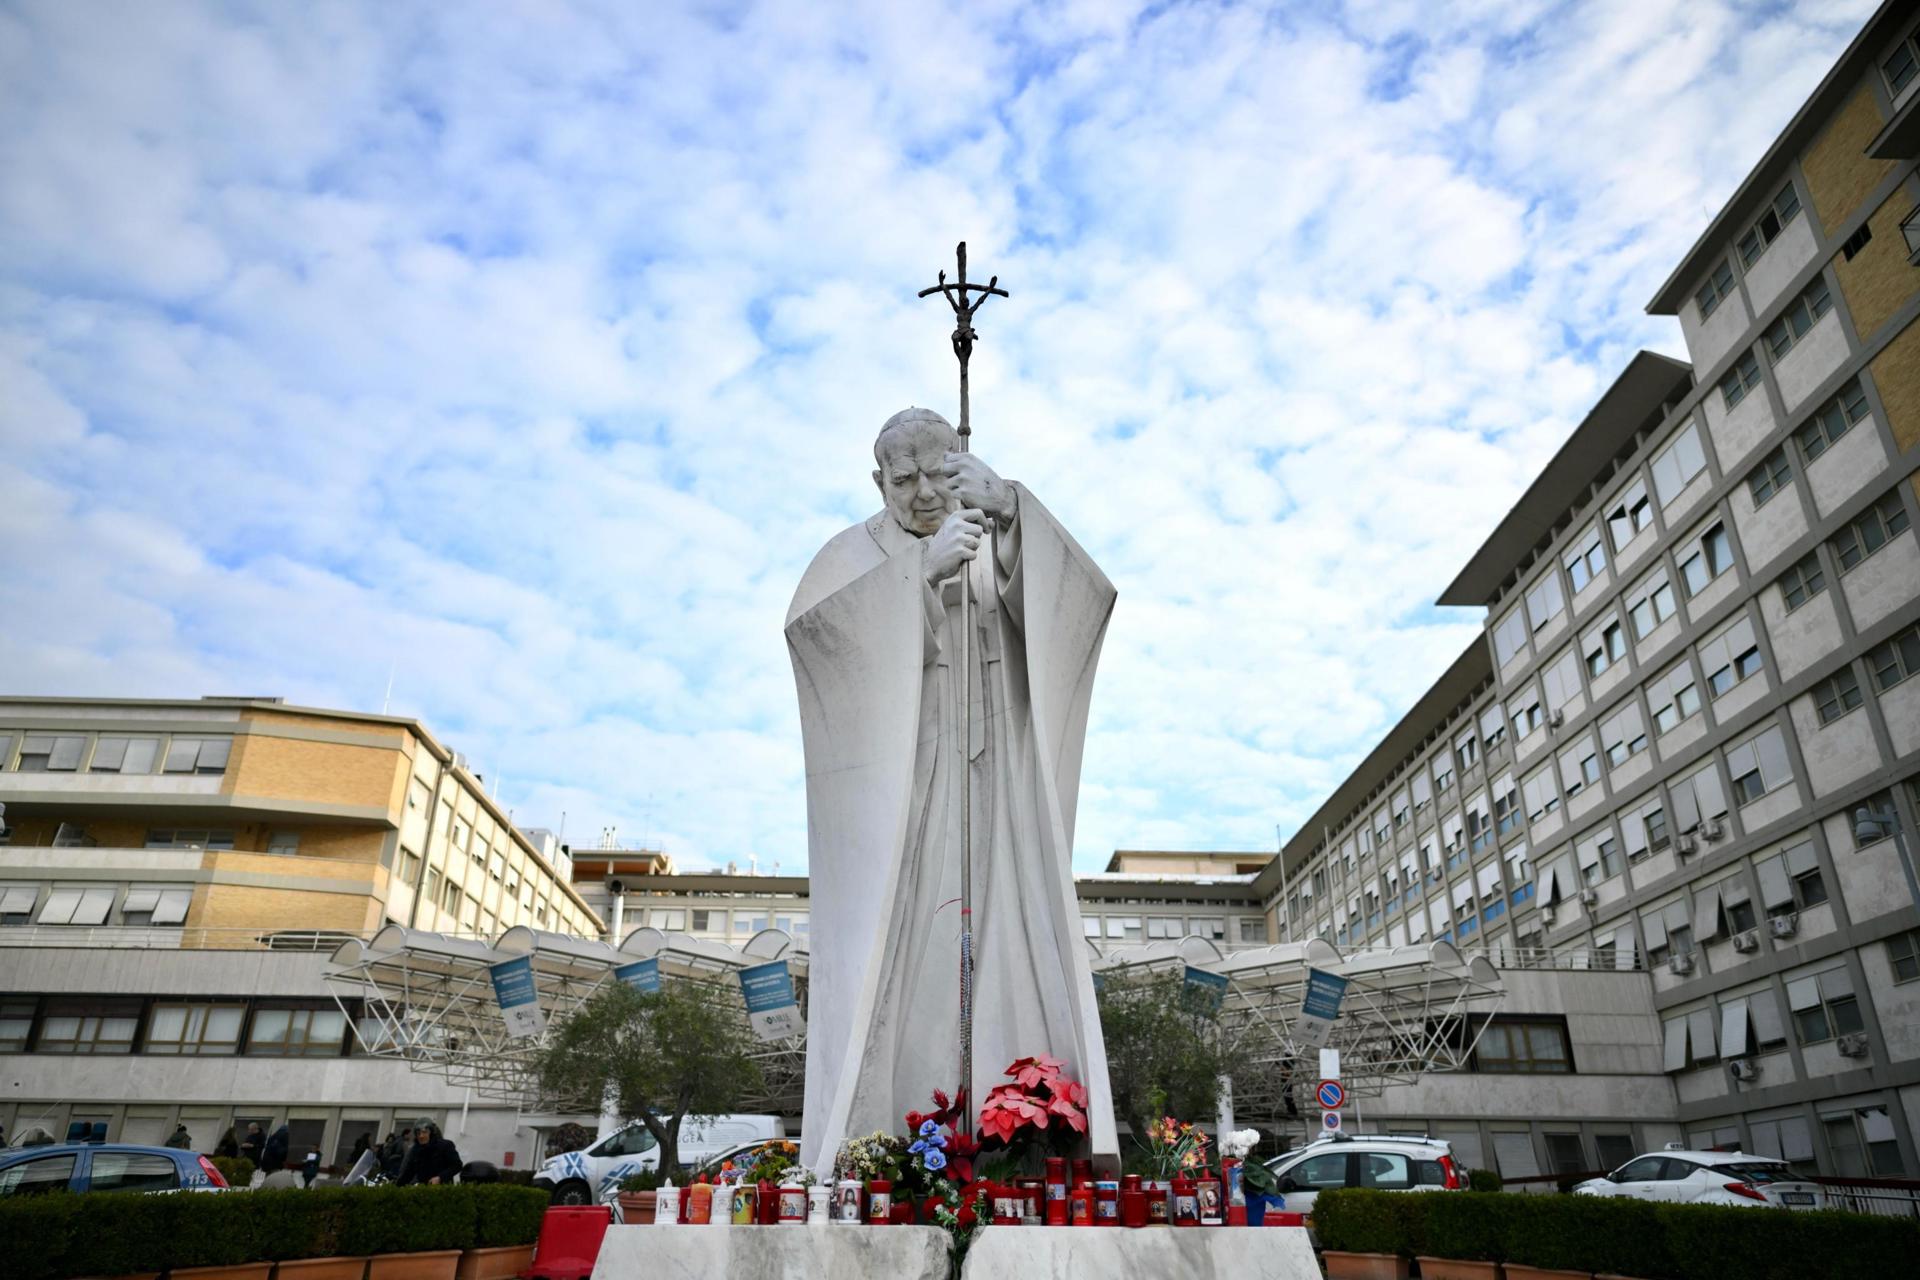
[
  {"left": 1316, "top": 1079, "right": 1345, "bottom": 1110},
  {"left": 1322, "top": 1110, "right": 1342, "bottom": 1133}
]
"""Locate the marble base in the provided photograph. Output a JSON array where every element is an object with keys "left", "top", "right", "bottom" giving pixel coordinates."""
[
  {"left": 963, "top": 1226, "right": 1319, "bottom": 1278},
  {"left": 589, "top": 1224, "right": 950, "bottom": 1280}
]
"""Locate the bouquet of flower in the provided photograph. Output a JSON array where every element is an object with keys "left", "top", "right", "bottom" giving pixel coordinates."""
[
  {"left": 725, "top": 1139, "right": 807, "bottom": 1185},
  {"left": 835, "top": 1131, "right": 905, "bottom": 1184},
  {"left": 977, "top": 1054, "right": 1088, "bottom": 1148},
  {"left": 1221, "top": 1127, "right": 1279, "bottom": 1196},
  {"left": 1141, "top": 1115, "right": 1210, "bottom": 1181},
  {"left": 896, "top": 1089, "right": 991, "bottom": 1261}
]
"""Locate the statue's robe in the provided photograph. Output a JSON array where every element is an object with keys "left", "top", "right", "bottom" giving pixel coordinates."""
[{"left": 786, "top": 485, "right": 1118, "bottom": 1172}]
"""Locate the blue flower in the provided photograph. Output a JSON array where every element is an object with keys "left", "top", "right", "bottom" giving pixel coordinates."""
[
  {"left": 909, "top": 1139, "right": 928, "bottom": 1155},
  {"left": 925, "top": 1149, "right": 947, "bottom": 1172},
  {"left": 919, "top": 1120, "right": 940, "bottom": 1137}
]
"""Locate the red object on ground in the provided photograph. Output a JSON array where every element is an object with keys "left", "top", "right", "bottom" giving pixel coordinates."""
[
  {"left": 520, "top": 1206, "right": 610, "bottom": 1280},
  {"left": 1263, "top": 1211, "right": 1305, "bottom": 1227}
]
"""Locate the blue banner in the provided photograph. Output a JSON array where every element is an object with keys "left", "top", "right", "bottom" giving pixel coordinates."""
[
  {"left": 1183, "top": 965, "right": 1229, "bottom": 1013},
  {"left": 1301, "top": 967, "right": 1349, "bottom": 1020},
  {"left": 613, "top": 958, "right": 661, "bottom": 993},
  {"left": 738, "top": 960, "right": 802, "bottom": 1040},
  {"left": 489, "top": 956, "right": 545, "bottom": 1038}
]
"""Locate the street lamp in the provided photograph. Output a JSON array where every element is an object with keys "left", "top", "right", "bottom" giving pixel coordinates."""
[{"left": 1853, "top": 805, "right": 1920, "bottom": 908}]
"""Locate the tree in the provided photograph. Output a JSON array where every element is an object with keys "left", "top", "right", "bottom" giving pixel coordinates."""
[
  {"left": 1096, "top": 970, "right": 1248, "bottom": 1142},
  {"left": 535, "top": 978, "right": 764, "bottom": 1174}
]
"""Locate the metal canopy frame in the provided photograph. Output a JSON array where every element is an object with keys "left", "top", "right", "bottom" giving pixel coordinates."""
[
  {"left": 1088, "top": 936, "right": 1506, "bottom": 1127},
  {"left": 325, "top": 925, "right": 810, "bottom": 1110}
]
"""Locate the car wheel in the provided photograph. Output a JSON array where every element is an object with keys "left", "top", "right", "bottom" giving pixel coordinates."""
[{"left": 551, "top": 1179, "right": 593, "bottom": 1206}]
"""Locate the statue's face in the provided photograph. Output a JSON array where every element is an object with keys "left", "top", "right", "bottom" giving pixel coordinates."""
[{"left": 873, "top": 423, "right": 957, "bottom": 537}]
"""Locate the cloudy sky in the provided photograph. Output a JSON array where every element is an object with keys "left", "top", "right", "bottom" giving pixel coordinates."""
[{"left": 0, "top": 0, "right": 1875, "bottom": 872}]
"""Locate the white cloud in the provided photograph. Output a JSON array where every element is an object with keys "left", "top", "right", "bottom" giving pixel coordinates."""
[{"left": 0, "top": 0, "right": 1866, "bottom": 871}]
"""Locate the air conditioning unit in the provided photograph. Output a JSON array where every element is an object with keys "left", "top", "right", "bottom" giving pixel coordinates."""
[
  {"left": 1668, "top": 952, "right": 1697, "bottom": 975},
  {"left": 1769, "top": 912, "right": 1800, "bottom": 939},
  {"left": 1677, "top": 834, "right": 1699, "bottom": 855},
  {"left": 1728, "top": 1059, "right": 1760, "bottom": 1082},
  {"left": 1549, "top": 709, "right": 1565, "bottom": 729},
  {"left": 1836, "top": 1033, "right": 1870, "bottom": 1059},
  {"left": 1542, "top": 903, "right": 1558, "bottom": 926},
  {"left": 1731, "top": 929, "right": 1761, "bottom": 953},
  {"left": 1579, "top": 888, "right": 1599, "bottom": 908},
  {"left": 1703, "top": 819, "right": 1725, "bottom": 841}
]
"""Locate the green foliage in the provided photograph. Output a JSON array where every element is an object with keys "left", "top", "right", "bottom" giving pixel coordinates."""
[
  {"left": 1095, "top": 971, "right": 1247, "bottom": 1143},
  {"left": 1465, "top": 1166, "right": 1502, "bottom": 1192},
  {"left": 1421, "top": 1192, "right": 1508, "bottom": 1263},
  {"left": 0, "top": 1184, "right": 553, "bottom": 1278},
  {"left": 1314, "top": 1189, "right": 1407, "bottom": 1256},
  {"left": 616, "top": 1168, "right": 664, "bottom": 1192},
  {"left": 210, "top": 1155, "right": 257, "bottom": 1187},
  {"left": 534, "top": 979, "right": 763, "bottom": 1173}
]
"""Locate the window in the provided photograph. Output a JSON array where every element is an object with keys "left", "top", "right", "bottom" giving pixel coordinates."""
[
  {"left": 1239, "top": 917, "right": 1267, "bottom": 943},
  {"left": 0, "top": 886, "right": 35, "bottom": 926},
  {"left": 1679, "top": 521, "right": 1735, "bottom": 598},
  {"left": 1661, "top": 1007, "right": 1716, "bottom": 1070},
  {"left": 1796, "top": 379, "right": 1870, "bottom": 461},
  {"left": 15, "top": 735, "right": 85, "bottom": 772},
  {"left": 1758, "top": 841, "right": 1828, "bottom": 916},
  {"left": 0, "top": 997, "right": 37, "bottom": 1049},
  {"left": 1146, "top": 916, "right": 1181, "bottom": 939},
  {"left": 1522, "top": 767, "right": 1559, "bottom": 822},
  {"left": 1786, "top": 969, "right": 1863, "bottom": 1045},
  {"left": 1651, "top": 424, "right": 1709, "bottom": 505},
  {"left": 1812, "top": 666, "right": 1864, "bottom": 725},
  {"left": 1607, "top": 478, "right": 1654, "bottom": 550},
  {"left": 162, "top": 737, "right": 232, "bottom": 775},
  {"left": 1435, "top": 764, "right": 1454, "bottom": 793},
  {"left": 440, "top": 878, "right": 462, "bottom": 913},
  {"left": 1492, "top": 608, "right": 1528, "bottom": 666},
  {"left": 267, "top": 831, "right": 301, "bottom": 855},
  {"left": 144, "top": 830, "right": 235, "bottom": 850},
  {"left": 1565, "top": 529, "right": 1606, "bottom": 593},
  {"left": 144, "top": 1003, "right": 245, "bottom": 1055},
  {"left": 0, "top": 1154, "right": 78, "bottom": 1197},
  {"left": 1695, "top": 258, "right": 1737, "bottom": 317},
  {"left": 120, "top": 888, "right": 192, "bottom": 927},
  {"left": 1558, "top": 735, "right": 1602, "bottom": 798},
  {"left": 1525, "top": 572, "right": 1565, "bottom": 632},
  {"left": 1537, "top": 649, "right": 1580, "bottom": 715},
  {"left": 1650, "top": 659, "right": 1703, "bottom": 735},
  {"left": 1455, "top": 728, "right": 1480, "bottom": 770},
  {"left": 1627, "top": 569, "right": 1678, "bottom": 639},
  {"left": 1867, "top": 623, "right": 1920, "bottom": 691},
  {"left": 247, "top": 1005, "right": 349, "bottom": 1057},
  {"left": 1746, "top": 446, "right": 1793, "bottom": 507},
  {"left": 35, "top": 998, "right": 140, "bottom": 1054},
  {"left": 1824, "top": 1107, "right": 1905, "bottom": 1177},
  {"left": 1579, "top": 830, "right": 1622, "bottom": 885},
  {"left": 1726, "top": 726, "right": 1792, "bottom": 805},
  {"left": 88, "top": 737, "right": 161, "bottom": 774},
  {"left": 1480, "top": 706, "right": 1506, "bottom": 752},
  {"left": 1884, "top": 32, "right": 1919, "bottom": 95},
  {"left": 1719, "top": 351, "right": 1762, "bottom": 410},
  {"left": 1584, "top": 617, "right": 1627, "bottom": 678},
  {"left": 88, "top": 1151, "right": 180, "bottom": 1194},
  {"left": 1473, "top": 1019, "right": 1573, "bottom": 1073},
  {"left": 1105, "top": 917, "right": 1142, "bottom": 941},
  {"left": 1831, "top": 489, "right": 1912, "bottom": 572},
  {"left": 1494, "top": 777, "right": 1520, "bottom": 836},
  {"left": 1737, "top": 182, "right": 1803, "bottom": 267},
  {"left": 1600, "top": 701, "right": 1647, "bottom": 768},
  {"left": 36, "top": 887, "right": 115, "bottom": 926},
  {"left": 1644, "top": 900, "right": 1692, "bottom": 968},
  {"left": 1509, "top": 690, "right": 1543, "bottom": 741},
  {"left": 1700, "top": 614, "right": 1763, "bottom": 698},
  {"left": 1776, "top": 551, "right": 1826, "bottom": 612},
  {"left": 1886, "top": 929, "right": 1920, "bottom": 984},
  {"left": 1763, "top": 277, "right": 1832, "bottom": 362}
]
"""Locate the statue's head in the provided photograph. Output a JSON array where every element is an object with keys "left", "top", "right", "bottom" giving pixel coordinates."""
[{"left": 872, "top": 407, "right": 959, "bottom": 537}]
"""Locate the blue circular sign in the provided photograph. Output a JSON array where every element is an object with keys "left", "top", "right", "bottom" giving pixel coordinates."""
[{"left": 1317, "top": 1080, "right": 1344, "bottom": 1110}]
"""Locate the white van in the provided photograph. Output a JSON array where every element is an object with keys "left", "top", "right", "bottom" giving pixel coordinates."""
[{"left": 534, "top": 1115, "right": 786, "bottom": 1204}]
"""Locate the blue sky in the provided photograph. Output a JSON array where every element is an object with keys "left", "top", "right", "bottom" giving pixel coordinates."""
[{"left": 0, "top": 0, "right": 1875, "bottom": 871}]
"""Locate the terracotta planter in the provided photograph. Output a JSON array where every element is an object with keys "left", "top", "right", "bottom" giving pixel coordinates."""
[
  {"left": 1322, "top": 1251, "right": 1411, "bottom": 1280},
  {"left": 1503, "top": 1267, "right": 1587, "bottom": 1280},
  {"left": 363, "top": 1251, "right": 462, "bottom": 1280},
  {"left": 273, "top": 1260, "right": 367, "bottom": 1280},
  {"left": 1416, "top": 1259, "right": 1504, "bottom": 1280},
  {"left": 453, "top": 1247, "right": 533, "bottom": 1280},
  {"left": 615, "top": 1191, "right": 657, "bottom": 1225},
  {"left": 174, "top": 1265, "right": 274, "bottom": 1280}
]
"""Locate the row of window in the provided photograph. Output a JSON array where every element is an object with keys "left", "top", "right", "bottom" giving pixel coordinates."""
[
  {"left": 0, "top": 996, "right": 357, "bottom": 1058},
  {"left": 1081, "top": 914, "right": 1267, "bottom": 944},
  {"left": 1695, "top": 180, "right": 1806, "bottom": 320},
  {"left": 0, "top": 733, "right": 232, "bottom": 776},
  {"left": 0, "top": 884, "right": 195, "bottom": 928}
]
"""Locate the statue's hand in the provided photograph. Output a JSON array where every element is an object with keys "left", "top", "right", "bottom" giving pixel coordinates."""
[
  {"left": 944, "top": 453, "right": 1016, "bottom": 524},
  {"left": 925, "top": 508, "right": 986, "bottom": 585}
]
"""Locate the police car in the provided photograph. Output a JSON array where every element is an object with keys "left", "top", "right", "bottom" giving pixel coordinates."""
[{"left": 0, "top": 1143, "right": 229, "bottom": 1196}]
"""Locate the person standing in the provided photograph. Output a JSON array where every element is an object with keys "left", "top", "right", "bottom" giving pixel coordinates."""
[
  {"left": 215, "top": 1127, "right": 240, "bottom": 1159},
  {"left": 261, "top": 1123, "right": 291, "bottom": 1173},
  {"left": 301, "top": 1148, "right": 321, "bottom": 1187},
  {"left": 379, "top": 1131, "right": 406, "bottom": 1179},
  {"left": 240, "top": 1122, "right": 265, "bottom": 1166},
  {"left": 165, "top": 1124, "right": 193, "bottom": 1150},
  {"left": 396, "top": 1121, "right": 462, "bottom": 1185}
]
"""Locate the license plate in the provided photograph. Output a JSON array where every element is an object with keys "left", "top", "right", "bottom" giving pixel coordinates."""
[{"left": 1783, "top": 1193, "right": 1814, "bottom": 1205}]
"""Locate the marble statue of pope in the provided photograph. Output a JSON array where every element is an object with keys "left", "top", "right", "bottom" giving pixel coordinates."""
[{"left": 787, "top": 406, "right": 1119, "bottom": 1172}]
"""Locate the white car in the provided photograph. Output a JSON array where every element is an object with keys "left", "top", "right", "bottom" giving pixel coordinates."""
[
  {"left": 1574, "top": 1146, "right": 1827, "bottom": 1210},
  {"left": 1265, "top": 1134, "right": 1462, "bottom": 1219},
  {"left": 534, "top": 1114, "right": 787, "bottom": 1204}
]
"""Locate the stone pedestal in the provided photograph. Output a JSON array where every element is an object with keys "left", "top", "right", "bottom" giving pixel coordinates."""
[
  {"left": 589, "top": 1224, "right": 949, "bottom": 1280},
  {"left": 962, "top": 1226, "right": 1319, "bottom": 1278}
]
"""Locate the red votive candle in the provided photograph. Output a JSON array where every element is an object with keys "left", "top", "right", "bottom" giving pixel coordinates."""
[
  {"left": 1120, "top": 1174, "right": 1147, "bottom": 1228},
  {"left": 866, "top": 1179, "right": 892, "bottom": 1224},
  {"left": 1094, "top": 1179, "right": 1119, "bottom": 1225},
  {"left": 1068, "top": 1179, "right": 1095, "bottom": 1225},
  {"left": 1172, "top": 1174, "right": 1198, "bottom": 1226}
]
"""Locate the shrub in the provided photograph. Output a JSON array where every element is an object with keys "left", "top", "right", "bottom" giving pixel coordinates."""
[
  {"left": 1315, "top": 1189, "right": 1405, "bottom": 1255},
  {"left": 617, "top": 1169, "right": 663, "bottom": 1192},
  {"left": 471, "top": 1185, "right": 549, "bottom": 1248},
  {"left": 1423, "top": 1191, "right": 1507, "bottom": 1263},
  {"left": 211, "top": 1155, "right": 257, "bottom": 1188},
  {"left": 1500, "top": 1194, "right": 1664, "bottom": 1274},
  {"left": 1465, "top": 1166, "right": 1501, "bottom": 1192},
  {"left": 0, "top": 1194, "right": 84, "bottom": 1280},
  {"left": 338, "top": 1185, "right": 476, "bottom": 1256}
]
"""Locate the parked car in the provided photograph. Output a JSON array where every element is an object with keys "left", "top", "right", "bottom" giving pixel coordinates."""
[
  {"left": 534, "top": 1114, "right": 786, "bottom": 1204},
  {"left": 0, "top": 1143, "right": 229, "bottom": 1197},
  {"left": 690, "top": 1137, "right": 801, "bottom": 1180},
  {"left": 1264, "top": 1133, "right": 1461, "bottom": 1220},
  {"left": 1574, "top": 1145, "right": 1827, "bottom": 1209}
]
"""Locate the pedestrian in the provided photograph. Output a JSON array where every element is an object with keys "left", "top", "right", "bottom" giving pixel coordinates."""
[
  {"left": 261, "top": 1123, "right": 291, "bottom": 1173},
  {"left": 240, "top": 1122, "right": 265, "bottom": 1166},
  {"left": 301, "top": 1148, "right": 321, "bottom": 1187},
  {"left": 396, "top": 1120, "right": 462, "bottom": 1186},
  {"left": 165, "top": 1124, "right": 193, "bottom": 1150},
  {"left": 215, "top": 1127, "right": 240, "bottom": 1159},
  {"left": 379, "top": 1131, "right": 406, "bottom": 1179}
]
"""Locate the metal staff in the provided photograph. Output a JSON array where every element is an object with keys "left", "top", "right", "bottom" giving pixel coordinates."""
[{"left": 917, "top": 242, "right": 1008, "bottom": 1137}]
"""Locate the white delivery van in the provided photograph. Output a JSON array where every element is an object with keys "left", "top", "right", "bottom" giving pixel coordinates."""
[{"left": 534, "top": 1114, "right": 786, "bottom": 1203}]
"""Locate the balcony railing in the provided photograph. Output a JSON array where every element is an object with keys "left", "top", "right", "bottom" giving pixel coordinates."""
[{"left": 0, "top": 925, "right": 380, "bottom": 951}]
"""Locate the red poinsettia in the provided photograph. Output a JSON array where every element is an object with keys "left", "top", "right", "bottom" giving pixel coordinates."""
[{"left": 976, "top": 1055, "right": 1087, "bottom": 1146}]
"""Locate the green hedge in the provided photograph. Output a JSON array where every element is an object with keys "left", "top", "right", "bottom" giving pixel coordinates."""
[
  {"left": 0, "top": 1184, "right": 550, "bottom": 1280},
  {"left": 1313, "top": 1188, "right": 1920, "bottom": 1278}
]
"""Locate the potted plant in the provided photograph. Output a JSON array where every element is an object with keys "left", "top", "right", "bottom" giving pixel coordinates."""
[
  {"left": 455, "top": 1186, "right": 548, "bottom": 1280},
  {"left": 1416, "top": 1191, "right": 1505, "bottom": 1280},
  {"left": 342, "top": 1186, "right": 474, "bottom": 1280},
  {"left": 613, "top": 1169, "right": 664, "bottom": 1225},
  {"left": 1316, "top": 1189, "right": 1412, "bottom": 1280},
  {"left": 1138, "top": 1113, "right": 1210, "bottom": 1221}
]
